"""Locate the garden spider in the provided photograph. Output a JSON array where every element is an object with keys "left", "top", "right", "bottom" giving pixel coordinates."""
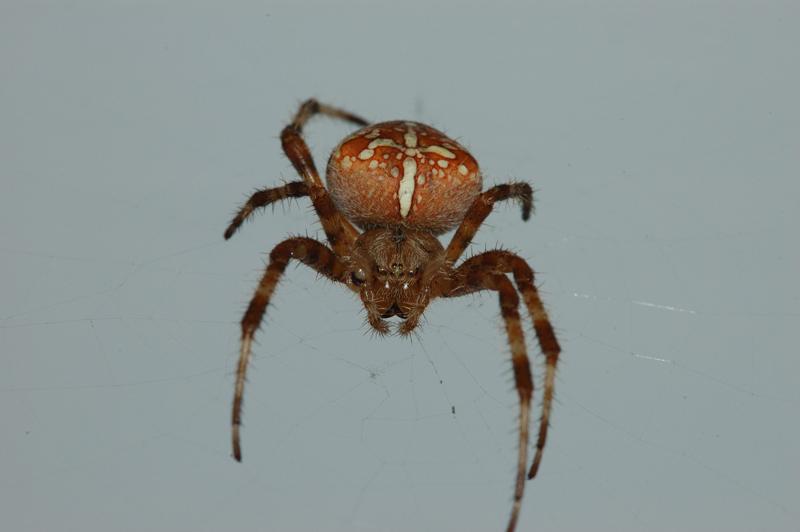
[{"left": 224, "top": 99, "right": 561, "bottom": 532}]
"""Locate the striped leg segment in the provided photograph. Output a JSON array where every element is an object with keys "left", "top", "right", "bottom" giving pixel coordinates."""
[
  {"left": 224, "top": 181, "right": 309, "bottom": 240},
  {"left": 279, "top": 99, "right": 369, "bottom": 252},
  {"left": 457, "top": 251, "right": 561, "bottom": 479},
  {"left": 444, "top": 269, "right": 533, "bottom": 532},
  {"left": 445, "top": 182, "right": 533, "bottom": 264},
  {"left": 232, "top": 237, "right": 348, "bottom": 462}
]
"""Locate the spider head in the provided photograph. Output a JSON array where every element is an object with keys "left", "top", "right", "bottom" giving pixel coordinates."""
[{"left": 348, "top": 227, "right": 445, "bottom": 335}]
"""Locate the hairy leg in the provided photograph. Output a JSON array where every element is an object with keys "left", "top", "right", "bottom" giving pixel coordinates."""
[
  {"left": 223, "top": 181, "right": 360, "bottom": 243},
  {"left": 444, "top": 182, "right": 533, "bottom": 264},
  {"left": 457, "top": 251, "right": 561, "bottom": 479},
  {"left": 232, "top": 237, "right": 350, "bottom": 462},
  {"left": 279, "top": 99, "right": 369, "bottom": 253},
  {"left": 224, "top": 181, "right": 309, "bottom": 240},
  {"left": 439, "top": 269, "right": 533, "bottom": 532}
]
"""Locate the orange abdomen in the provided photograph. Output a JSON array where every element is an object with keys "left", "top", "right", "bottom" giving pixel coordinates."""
[{"left": 326, "top": 121, "right": 482, "bottom": 235}]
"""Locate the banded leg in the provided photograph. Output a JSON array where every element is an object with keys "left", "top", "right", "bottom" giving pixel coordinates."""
[
  {"left": 442, "top": 270, "right": 533, "bottom": 532},
  {"left": 445, "top": 182, "right": 533, "bottom": 264},
  {"left": 458, "top": 251, "right": 561, "bottom": 479},
  {"left": 285, "top": 98, "right": 369, "bottom": 148},
  {"left": 280, "top": 99, "right": 369, "bottom": 253},
  {"left": 224, "top": 181, "right": 309, "bottom": 240},
  {"left": 232, "top": 237, "right": 349, "bottom": 462}
]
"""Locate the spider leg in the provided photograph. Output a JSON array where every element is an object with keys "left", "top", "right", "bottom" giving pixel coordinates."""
[
  {"left": 444, "top": 182, "right": 533, "bottom": 264},
  {"left": 232, "top": 237, "right": 350, "bottom": 462},
  {"left": 457, "top": 251, "right": 561, "bottom": 479},
  {"left": 224, "top": 181, "right": 309, "bottom": 240},
  {"left": 438, "top": 268, "right": 533, "bottom": 532},
  {"left": 285, "top": 98, "right": 369, "bottom": 156},
  {"left": 280, "top": 99, "right": 369, "bottom": 253}
]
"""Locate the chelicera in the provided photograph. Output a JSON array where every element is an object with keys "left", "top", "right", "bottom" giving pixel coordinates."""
[{"left": 224, "top": 99, "right": 561, "bottom": 532}]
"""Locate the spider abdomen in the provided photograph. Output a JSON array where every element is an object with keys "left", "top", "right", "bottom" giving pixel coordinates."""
[{"left": 326, "top": 121, "right": 482, "bottom": 235}]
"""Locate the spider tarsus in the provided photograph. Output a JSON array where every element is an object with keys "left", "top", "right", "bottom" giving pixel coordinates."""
[
  {"left": 515, "top": 182, "right": 533, "bottom": 221},
  {"left": 232, "top": 427, "right": 242, "bottom": 461},
  {"left": 225, "top": 210, "right": 250, "bottom": 240},
  {"left": 367, "top": 317, "right": 390, "bottom": 336},
  {"left": 397, "top": 314, "right": 420, "bottom": 336},
  {"left": 527, "top": 451, "right": 542, "bottom": 479},
  {"left": 224, "top": 224, "right": 237, "bottom": 240},
  {"left": 521, "top": 205, "right": 531, "bottom": 222}
]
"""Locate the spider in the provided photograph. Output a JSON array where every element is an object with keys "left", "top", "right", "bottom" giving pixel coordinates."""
[{"left": 224, "top": 99, "right": 561, "bottom": 532}]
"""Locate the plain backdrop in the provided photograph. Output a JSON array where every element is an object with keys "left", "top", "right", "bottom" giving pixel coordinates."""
[{"left": 2, "top": 1, "right": 798, "bottom": 531}]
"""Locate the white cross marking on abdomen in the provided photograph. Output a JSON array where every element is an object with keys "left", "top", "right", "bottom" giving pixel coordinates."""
[{"left": 359, "top": 124, "right": 456, "bottom": 218}]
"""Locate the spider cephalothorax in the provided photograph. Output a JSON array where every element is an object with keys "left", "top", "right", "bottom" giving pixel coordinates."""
[
  {"left": 348, "top": 227, "right": 446, "bottom": 335},
  {"left": 224, "top": 99, "right": 561, "bottom": 532}
]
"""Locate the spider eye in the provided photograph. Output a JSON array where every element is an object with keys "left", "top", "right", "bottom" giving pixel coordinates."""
[{"left": 351, "top": 269, "right": 366, "bottom": 286}]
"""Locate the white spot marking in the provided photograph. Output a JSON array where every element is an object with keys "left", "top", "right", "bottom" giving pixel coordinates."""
[
  {"left": 437, "top": 160, "right": 449, "bottom": 168},
  {"left": 421, "top": 145, "right": 456, "bottom": 158},
  {"left": 391, "top": 166, "right": 400, "bottom": 178},
  {"left": 404, "top": 130, "right": 418, "bottom": 148},
  {"left": 369, "top": 160, "right": 378, "bottom": 170},
  {"left": 368, "top": 138, "right": 404, "bottom": 150},
  {"left": 417, "top": 174, "right": 426, "bottom": 185},
  {"left": 365, "top": 129, "right": 381, "bottom": 139},
  {"left": 398, "top": 157, "right": 417, "bottom": 218},
  {"left": 458, "top": 164, "right": 468, "bottom": 176},
  {"left": 342, "top": 156, "right": 352, "bottom": 170},
  {"left": 358, "top": 149, "right": 374, "bottom": 160}
]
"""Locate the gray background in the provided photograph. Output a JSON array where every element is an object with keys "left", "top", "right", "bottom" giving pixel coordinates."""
[{"left": 2, "top": 1, "right": 798, "bottom": 531}]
